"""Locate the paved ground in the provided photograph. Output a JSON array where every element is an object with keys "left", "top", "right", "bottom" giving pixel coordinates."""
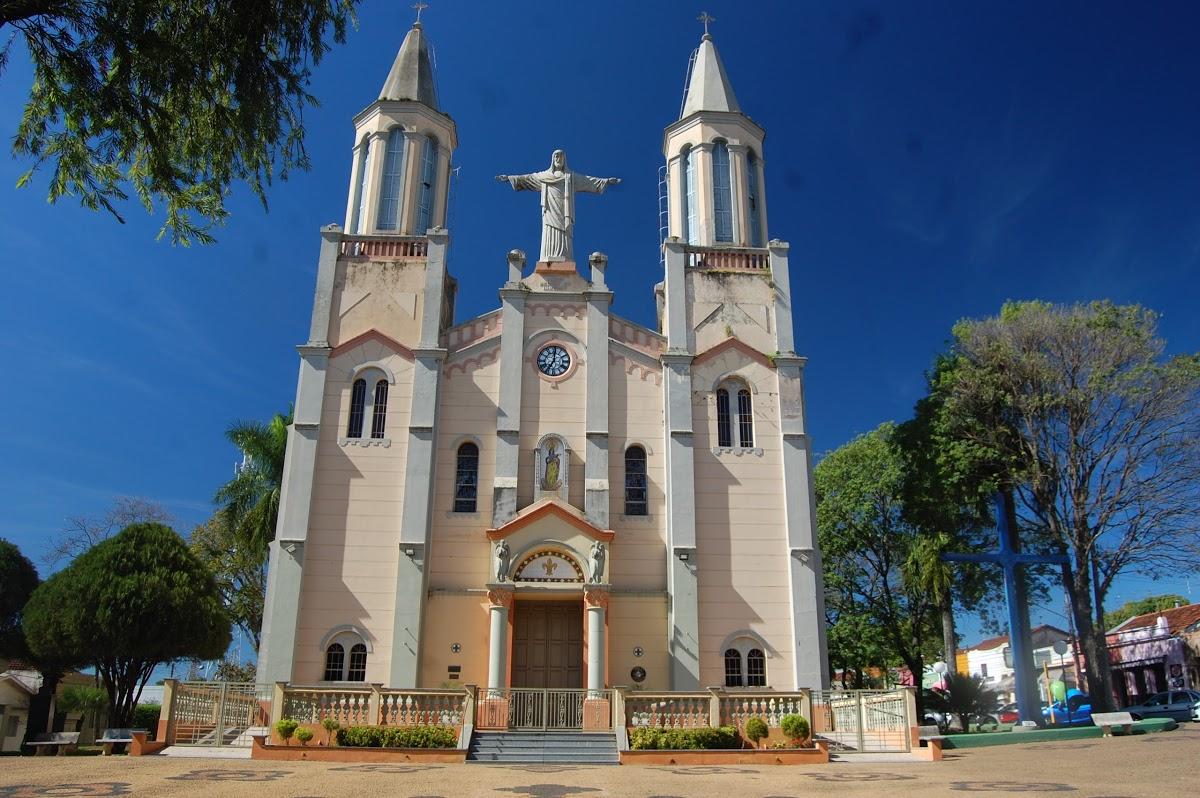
[{"left": 2, "top": 726, "right": 1196, "bottom": 797}]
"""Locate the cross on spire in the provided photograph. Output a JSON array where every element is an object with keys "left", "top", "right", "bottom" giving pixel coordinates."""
[
  {"left": 412, "top": 1, "right": 428, "bottom": 23},
  {"left": 697, "top": 11, "right": 715, "bottom": 36}
]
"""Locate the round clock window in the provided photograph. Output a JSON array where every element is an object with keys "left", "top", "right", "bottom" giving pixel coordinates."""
[{"left": 536, "top": 345, "right": 571, "bottom": 377}]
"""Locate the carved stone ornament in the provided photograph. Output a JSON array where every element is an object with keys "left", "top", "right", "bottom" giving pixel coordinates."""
[
  {"left": 487, "top": 587, "right": 514, "bottom": 609},
  {"left": 583, "top": 585, "right": 610, "bottom": 611}
]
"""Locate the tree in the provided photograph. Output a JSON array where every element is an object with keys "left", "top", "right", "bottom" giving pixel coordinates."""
[
  {"left": 215, "top": 411, "right": 291, "bottom": 563},
  {"left": 23, "top": 523, "right": 231, "bottom": 727},
  {"left": 58, "top": 684, "right": 107, "bottom": 736},
  {"left": 935, "top": 300, "right": 1200, "bottom": 711},
  {"left": 0, "top": 539, "right": 39, "bottom": 659},
  {"left": 44, "top": 496, "right": 172, "bottom": 567},
  {"left": 1103, "top": 594, "right": 1190, "bottom": 631},
  {"left": 3, "top": 0, "right": 358, "bottom": 244},
  {"left": 190, "top": 514, "right": 267, "bottom": 652},
  {"left": 815, "top": 424, "right": 942, "bottom": 699},
  {"left": 942, "top": 672, "right": 1001, "bottom": 733}
]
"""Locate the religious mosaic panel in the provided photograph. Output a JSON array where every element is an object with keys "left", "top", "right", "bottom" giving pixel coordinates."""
[{"left": 513, "top": 550, "right": 584, "bottom": 583}]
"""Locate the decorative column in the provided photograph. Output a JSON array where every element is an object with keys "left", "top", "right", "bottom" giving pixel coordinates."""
[
  {"left": 584, "top": 252, "right": 612, "bottom": 528},
  {"left": 362, "top": 130, "right": 389, "bottom": 233},
  {"left": 692, "top": 142, "right": 715, "bottom": 245},
  {"left": 583, "top": 586, "right": 612, "bottom": 730},
  {"left": 727, "top": 143, "right": 749, "bottom": 246},
  {"left": 400, "top": 130, "right": 425, "bottom": 234},
  {"left": 485, "top": 587, "right": 513, "bottom": 695},
  {"left": 492, "top": 251, "right": 527, "bottom": 525}
]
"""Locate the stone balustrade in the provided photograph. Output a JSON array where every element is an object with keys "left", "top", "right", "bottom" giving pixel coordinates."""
[
  {"left": 683, "top": 244, "right": 770, "bottom": 272},
  {"left": 339, "top": 234, "right": 428, "bottom": 259}
]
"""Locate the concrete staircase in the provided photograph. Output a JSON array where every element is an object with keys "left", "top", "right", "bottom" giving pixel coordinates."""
[{"left": 467, "top": 731, "right": 619, "bottom": 764}]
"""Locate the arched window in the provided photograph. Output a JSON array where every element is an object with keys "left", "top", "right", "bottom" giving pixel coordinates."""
[
  {"left": 415, "top": 136, "right": 438, "bottom": 233},
  {"left": 712, "top": 140, "right": 733, "bottom": 243},
  {"left": 454, "top": 442, "right": 479, "bottom": 513},
  {"left": 323, "top": 643, "right": 345, "bottom": 682},
  {"left": 747, "top": 150, "right": 763, "bottom": 247},
  {"left": 715, "top": 388, "right": 732, "bottom": 448},
  {"left": 724, "top": 648, "right": 743, "bottom": 687},
  {"left": 681, "top": 146, "right": 698, "bottom": 244},
  {"left": 370, "top": 379, "right": 389, "bottom": 438},
  {"left": 747, "top": 648, "right": 766, "bottom": 687},
  {"left": 347, "top": 644, "right": 368, "bottom": 682},
  {"left": 737, "top": 389, "right": 754, "bottom": 447},
  {"left": 624, "top": 445, "right": 648, "bottom": 516},
  {"left": 376, "top": 128, "right": 406, "bottom": 230},
  {"left": 351, "top": 139, "right": 370, "bottom": 234},
  {"left": 347, "top": 379, "right": 367, "bottom": 438}
]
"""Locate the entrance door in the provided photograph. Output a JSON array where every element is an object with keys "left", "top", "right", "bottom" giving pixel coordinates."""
[{"left": 511, "top": 601, "right": 583, "bottom": 688}]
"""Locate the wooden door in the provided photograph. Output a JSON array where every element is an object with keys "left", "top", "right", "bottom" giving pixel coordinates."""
[{"left": 511, "top": 601, "right": 583, "bottom": 688}]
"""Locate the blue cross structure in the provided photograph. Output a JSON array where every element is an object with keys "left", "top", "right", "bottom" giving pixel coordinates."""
[{"left": 942, "top": 492, "right": 1070, "bottom": 727}]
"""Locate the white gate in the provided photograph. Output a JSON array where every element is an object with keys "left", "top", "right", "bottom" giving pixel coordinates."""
[
  {"left": 172, "top": 681, "right": 270, "bottom": 747},
  {"left": 811, "top": 690, "right": 912, "bottom": 753}
]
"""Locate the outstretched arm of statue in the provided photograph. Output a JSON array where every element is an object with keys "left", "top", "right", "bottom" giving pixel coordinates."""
[
  {"left": 497, "top": 173, "right": 538, "bottom": 191},
  {"left": 606, "top": 177, "right": 622, "bottom": 185}
]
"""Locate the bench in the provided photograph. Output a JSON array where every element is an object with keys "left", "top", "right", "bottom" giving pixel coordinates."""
[
  {"left": 916, "top": 724, "right": 947, "bottom": 760},
  {"left": 97, "top": 728, "right": 144, "bottom": 755},
  {"left": 27, "top": 732, "right": 81, "bottom": 756},
  {"left": 1091, "top": 712, "right": 1136, "bottom": 737}
]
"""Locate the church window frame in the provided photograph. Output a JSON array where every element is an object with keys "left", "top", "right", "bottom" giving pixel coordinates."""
[
  {"left": 376, "top": 127, "right": 407, "bottom": 231},
  {"left": 715, "top": 388, "right": 733, "bottom": 448},
  {"left": 712, "top": 139, "right": 734, "bottom": 243},
  {"left": 681, "top": 145, "right": 698, "bottom": 244},
  {"left": 715, "top": 378, "right": 755, "bottom": 450},
  {"left": 454, "top": 441, "right": 480, "bottom": 513},
  {"left": 746, "top": 149, "right": 764, "bottom": 247},
  {"left": 415, "top": 135, "right": 439, "bottom": 233},
  {"left": 624, "top": 444, "right": 648, "bottom": 517},
  {"left": 320, "top": 627, "right": 372, "bottom": 683},
  {"left": 720, "top": 632, "right": 770, "bottom": 689},
  {"left": 341, "top": 364, "right": 394, "bottom": 447}
]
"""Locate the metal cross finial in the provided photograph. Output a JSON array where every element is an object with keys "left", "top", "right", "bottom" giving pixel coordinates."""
[
  {"left": 697, "top": 11, "right": 715, "bottom": 35},
  {"left": 412, "top": 1, "right": 428, "bottom": 22}
]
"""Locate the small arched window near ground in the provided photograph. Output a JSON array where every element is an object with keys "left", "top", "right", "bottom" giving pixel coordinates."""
[
  {"left": 347, "top": 379, "right": 367, "bottom": 438},
  {"left": 370, "top": 380, "right": 389, "bottom": 438},
  {"left": 323, "top": 643, "right": 345, "bottom": 682},
  {"left": 746, "top": 648, "right": 766, "bottom": 687},
  {"left": 716, "top": 388, "right": 732, "bottom": 447},
  {"left": 347, "top": 644, "right": 368, "bottom": 682},
  {"left": 724, "top": 648, "right": 744, "bottom": 687},
  {"left": 455, "top": 442, "right": 479, "bottom": 512},
  {"left": 625, "top": 445, "right": 648, "bottom": 516},
  {"left": 737, "top": 389, "right": 754, "bottom": 447}
]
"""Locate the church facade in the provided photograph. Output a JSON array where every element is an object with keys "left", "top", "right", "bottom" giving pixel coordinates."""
[{"left": 257, "top": 22, "right": 829, "bottom": 695}]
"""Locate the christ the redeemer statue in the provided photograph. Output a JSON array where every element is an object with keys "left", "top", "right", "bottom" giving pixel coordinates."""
[{"left": 496, "top": 149, "right": 620, "bottom": 264}]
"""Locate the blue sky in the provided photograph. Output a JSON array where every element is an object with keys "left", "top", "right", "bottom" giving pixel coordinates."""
[{"left": 1, "top": 0, "right": 1197, "bottom": 648}]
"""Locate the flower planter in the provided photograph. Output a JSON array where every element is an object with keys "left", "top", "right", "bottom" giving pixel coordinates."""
[
  {"left": 620, "top": 740, "right": 829, "bottom": 765},
  {"left": 250, "top": 734, "right": 466, "bottom": 763}
]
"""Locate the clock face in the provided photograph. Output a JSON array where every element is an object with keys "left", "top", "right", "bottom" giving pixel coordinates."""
[{"left": 537, "top": 345, "right": 571, "bottom": 377}]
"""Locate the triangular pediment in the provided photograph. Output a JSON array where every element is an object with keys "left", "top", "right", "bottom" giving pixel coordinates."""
[{"left": 486, "top": 498, "right": 614, "bottom": 543}]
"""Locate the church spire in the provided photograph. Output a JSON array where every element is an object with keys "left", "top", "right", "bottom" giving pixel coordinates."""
[
  {"left": 380, "top": 21, "right": 439, "bottom": 109},
  {"left": 679, "top": 30, "right": 740, "bottom": 119}
]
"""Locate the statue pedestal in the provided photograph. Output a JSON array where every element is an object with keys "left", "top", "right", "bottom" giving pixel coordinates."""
[{"left": 535, "top": 260, "right": 576, "bottom": 274}]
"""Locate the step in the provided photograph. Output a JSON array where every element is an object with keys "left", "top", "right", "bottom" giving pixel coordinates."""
[{"left": 466, "top": 731, "right": 618, "bottom": 764}]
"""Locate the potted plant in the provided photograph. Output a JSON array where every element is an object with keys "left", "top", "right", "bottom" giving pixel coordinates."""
[{"left": 744, "top": 716, "right": 769, "bottom": 750}]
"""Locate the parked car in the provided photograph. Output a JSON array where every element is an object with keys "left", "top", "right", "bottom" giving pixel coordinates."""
[
  {"left": 1043, "top": 691, "right": 1092, "bottom": 726},
  {"left": 1123, "top": 690, "right": 1200, "bottom": 722},
  {"left": 997, "top": 702, "right": 1019, "bottom": 724}
]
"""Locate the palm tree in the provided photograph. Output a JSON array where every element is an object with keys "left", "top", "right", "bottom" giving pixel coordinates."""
[
  {"left": 214, "top": 411, "right": 291, "bottom": 562},
  {"left": 905, "top": 531, "right": 958, "bottom": 672},
  {"left": 943, "top": 672, "right": 1001, "bottom": 733}
]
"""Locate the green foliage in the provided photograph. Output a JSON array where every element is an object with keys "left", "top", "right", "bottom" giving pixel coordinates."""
[
  {"left": 320, "top": 716, "right": 340, "bottom": 745},
  {"left": 22, "top": 523, "right": 231, "bottom": 727},
  {"left": 4, "top": 0, "right": 359, "bottom": 244},
  {"left": 943, "top": 672, "right": 1001, "bottom": 734},
  {"left": 780, "top": 714, "right": 809, "bottom": 742},
  {"left": 743, "top": 717, "right": 769, "bottom": 746},
  {"left": 58, "top": 685, "right": 108, "bottom": 716},
  {"left": 816, "top": 424, "right": 943, "bottom": 691},
  {"left": 295, "top": 727, "right": 314, "bottom": 745},
  {"left": 212, "top": 658, "right": 256, "bottom": 682},
  {"left": 1104, "top": 595, "right": 1190, "bottom": 631},
  {"left": 132, "top": 704, "right": 160, "bottom": 737},
  {"left": 334, "top": 725, "right": 458, "bottom": 749},
  {"left": 190, "top": 516, "right": 267, "bottom": 654},
  {"left": 274, "top": 717, "right": 299, "bottom": 744},
  {"left": 214, "top": 412, "right": 290, "bottom": 561},
  {"left": 0, "top": 539, "right": 39, "bottom": 659},
  {"left": 627, "top": 726, "right": 741, "bottom": 750}
]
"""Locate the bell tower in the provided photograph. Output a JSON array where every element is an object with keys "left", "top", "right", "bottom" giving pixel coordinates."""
[
  {"left": 663, "top": 30, "right": 767, "bottom": 247},
  {"left": 344, "top": 20, "right": 457, "bottom": 236}
]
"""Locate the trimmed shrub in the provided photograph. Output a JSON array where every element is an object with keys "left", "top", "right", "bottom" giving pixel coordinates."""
[
  {"left": 320, "top": 716, "right": 340, "bottom": 745},
  {"left": 274, "top": 718, "right": 299, "bottom": 745},
  {"left": 628, "top": 725, "right": 740, "bottom": 750},
  {"left": 744, "top": 717, "right": 769, "bottom": 748},
  {"left": 133, "top": 704, "right": 161, "bottom": 739},
  {"left": 780, "top": 714, "right": 810, "bottom": 743},
  {"left": 335, "top": 725, "right": 457, "bottom": 749},
  {"left": 295, "top": 727, "right": 314, "bottom": 746}
]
